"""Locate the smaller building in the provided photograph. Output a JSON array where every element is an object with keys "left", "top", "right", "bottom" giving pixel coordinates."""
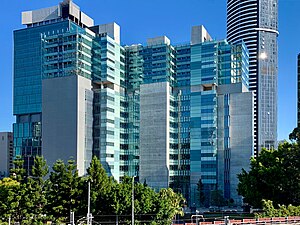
[{"left": 0, "top": 132, "right": 13, "bottom": 178}]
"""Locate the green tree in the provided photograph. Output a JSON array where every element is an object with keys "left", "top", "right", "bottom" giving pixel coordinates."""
[
  {"left": 210, "top": 189, "right": 226, "bottom": 207},
  {"left": 0, "top": 177, "right": 21, "bottom": 221},
  {"left": 134, "top": 182, "right": 157, "bottom": 222},
  {"left": 153, "top": 188, "right": 184, "bottom": 225},
  {"left": 7, "top": 156, "right": 31, "bottom": 224},
  {"left": 84, "top": 156, "right": 116, "bottom": 216},
  {"left": 238, "top": 141, "right": 300, "bottom": 208},
  {"left": 257, "top": 200, "right": 300, "bottom": 218},
  {"left": 196, "top": 179, "right": 205, "bottom": 207},
  {"left": 0, "top": 156, "right": 187, "bottom": 225},
  {"left": 25, "top": 156, "right": 49, "bottom": 224},
  {"left": 289, "top": 127, "right": 300, "bottom": 143},
  {"left": 111, "top": 176, "right": 134, "bottom": 217},
  {"left": 10, "top": 156, "right": 26, "bottom": 183},
  {"left": 3, "top": 156, "right": 49, "bottom": 225},
  {"left": 16, "top": 180, "right": 37, "bottom": 224},
  {"left": 46, "top": 159, "right": 83, "bottom": 222}
]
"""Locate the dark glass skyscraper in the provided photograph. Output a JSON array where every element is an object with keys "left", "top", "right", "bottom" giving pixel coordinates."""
[{"left": 227, "top": 0, "right": 278, "bottom": 153}]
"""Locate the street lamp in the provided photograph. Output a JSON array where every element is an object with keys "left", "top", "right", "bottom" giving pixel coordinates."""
[
  {"left": 191, "top": 211, "right": 203, "bottom": 225},
  {"left": 26, "top": 154, "right": 32, "bottom": 177},
  {"left": 132, "top": 176, "right": 136, "bottom": 225},
  {"left": 87, "top": 180, "right": 93, "bottom": 225}
]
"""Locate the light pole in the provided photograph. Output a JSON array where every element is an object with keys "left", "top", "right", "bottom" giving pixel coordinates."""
[
  {"left": 191, "top": 212, "right": 203, "bottom": 225},
  {"left": 196, "top": 210, "right": 199, "bottom": 225},
  {"left": 70, "top": 211, "right": 75, "bottom": 225},
  {"left": 26, "top": 155, "right": 32, "bottom": 177},
  {"left": 87, "top": 180, "right": 92, "bottom": 225},
  {"left": 132, "top": 176, "right": 136, "bottom": 225}
]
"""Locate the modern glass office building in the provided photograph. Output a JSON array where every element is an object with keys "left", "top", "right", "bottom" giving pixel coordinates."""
[
  {"left": 14, "top": 0, "right": 124, "bottom": 178},
  {"left": 14, "top": 0, "right": 254, "bottom": 205},
  {"left": 14, "top": 18, "right": 71, "bottom": 174},
  {"left": 123, "top": 32, "right": 254, "bottom": 205},
  {"left": 227, "top": 0, "right": 278, "bottom": 153}
]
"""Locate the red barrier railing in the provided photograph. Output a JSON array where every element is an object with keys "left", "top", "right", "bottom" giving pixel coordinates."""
[{"left": 178, "top": 216, "right": 300, "bottom": 225}]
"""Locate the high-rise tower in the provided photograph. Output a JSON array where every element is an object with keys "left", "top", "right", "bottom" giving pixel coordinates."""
[
  {"left": 14, "top": 0, "right": 124, "bottom": 177},
  {"left": 14, "top": 0, "right": 254, "bottom": 205},
  {"left": 227, "top": 0, "right": 278, "bottom": 153}
]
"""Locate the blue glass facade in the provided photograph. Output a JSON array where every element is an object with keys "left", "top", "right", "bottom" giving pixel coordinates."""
[
  {"left": 14, "top": 20, "right": 71, "bottom": 115},
  {"left": 121, "top": 39, "right": 249, "bottom": 204},
  {"left": 14, "top": 20, "right": 72, "bottom": 172},
  {"left": 14, "top": 1, "right": 252, "bottom": 205},
  {"left": 172, "top": 45, "right": 191, "bottom": 198},
  {"left": 121, "top": 41, "right": 177, "bottom": 178},
  {"left": 41, "top": 21, "right": 125, "bottom": 178},
  {"left": 227, "top": 0, "right": 278, "bottom": 153},
  {"left": 190, "top": 40, "right": 249, "bottom": 204},
  {"left": 91, "top": 34, "right": 125, "bottom": 180},
  {"left": 13, "top": 114, "right": 42, "bottom": 173}
]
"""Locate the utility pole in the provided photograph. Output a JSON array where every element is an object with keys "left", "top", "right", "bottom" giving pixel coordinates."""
[
  {"left": 27, "top": 155, "right": 30, "bottom": 177},
  {"left": 70, "top": 211, "right": 75, "bottom": 225},
  {"left": 132, "top": 176, "right": 135, "bottom": 225},
  {"left": 87, "top": 180, "right": 92, "bottom": 225},
  {"left": 224, "top": 216, "right": 229, "bottom": 225}
]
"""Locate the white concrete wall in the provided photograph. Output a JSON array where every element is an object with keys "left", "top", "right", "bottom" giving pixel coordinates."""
[
  {"left": 95, "top": 23, "right": 120, "bottom": 44},
  {"left": 22, "top": 6, "right": 60, "bottom": 25},
  {"left": 0, "top": 132, "right": 13, "bottom": 177},
  {"left": 217, "top": 90, "right": 254, "bottom": 205},
  {"left": 139, "top": 82, "right": 170, "bottom": 190},
  {"left": 147, "top": 36, "right": 170, "bottom": 46},
  {"left": 191, "top": 25, "right": 212, "bottom": 45},
  {"left": 42, "top": 75, "right": 93, "bottom": 176},
  {"left": 229, "top": 91, "right": 254, "bottom": 204},
  {"left": 22, "top": 1, "right": 94, "bottom": 27}
]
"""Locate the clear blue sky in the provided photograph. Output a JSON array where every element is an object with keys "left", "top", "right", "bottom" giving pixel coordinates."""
[{"left": 0, "top": 0, "right": 298, "bottom": 141}]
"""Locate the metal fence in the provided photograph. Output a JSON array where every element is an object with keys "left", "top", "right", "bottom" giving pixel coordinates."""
[{"left": 175, "top": 216, "right": 300, "bottom": 225}]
